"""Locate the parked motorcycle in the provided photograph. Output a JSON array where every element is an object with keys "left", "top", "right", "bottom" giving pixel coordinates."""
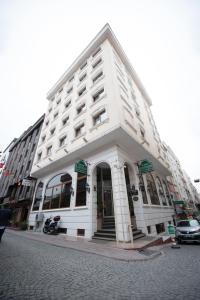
[{"left": 43, "top": 216, "right": 61, "bottom": 235}]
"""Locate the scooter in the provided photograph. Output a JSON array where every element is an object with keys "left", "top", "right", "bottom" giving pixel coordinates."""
[{"left": 43, "top": 215, "right": 61, "bottom": 235}]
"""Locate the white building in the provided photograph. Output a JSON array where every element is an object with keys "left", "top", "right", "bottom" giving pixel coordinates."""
[{"left": 28, "top": 24, "right": 174, "bottom": 242}]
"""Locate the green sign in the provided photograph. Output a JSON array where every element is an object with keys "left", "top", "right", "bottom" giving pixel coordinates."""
[
  {"left": 75, "top": 160, "right": 87, "bottom": 175},
  {"left": 168, "top": 224, "right": 175, "bottom": 235},
  {"left": 173, "top": 200, "right": 185, "bottom": 205},
  {"left": 138, "top": 160, "right": 154, "bottom": 174}
]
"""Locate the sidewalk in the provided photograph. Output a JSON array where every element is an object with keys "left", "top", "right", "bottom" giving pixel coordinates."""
[{"left": 6, "top": 229, "right": 163, "bottom": 261}]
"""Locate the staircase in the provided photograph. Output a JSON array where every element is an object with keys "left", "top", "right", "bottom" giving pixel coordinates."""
[{"left": 92, "top": 217, "right": 145, "bottom": 241}]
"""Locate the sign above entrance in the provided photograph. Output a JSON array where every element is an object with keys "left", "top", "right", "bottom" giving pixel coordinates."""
[
  {"left": 75, "top": 160, "right": 87, "bottom": 175},
  {"left": 138, "top": 160, "right": 154, "bottom": 174},
  {"left": 22, "top": 179, "right": 32, "bottom": 186}
]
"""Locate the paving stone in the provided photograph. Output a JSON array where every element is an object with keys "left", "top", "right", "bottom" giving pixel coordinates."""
[{"left": 0, "top": 231, "right": 200, "bottom": 299}]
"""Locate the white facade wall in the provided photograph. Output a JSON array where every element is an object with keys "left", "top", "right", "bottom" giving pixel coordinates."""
[{"left": 29, "top": 24, "right": 175, "bottom": 241}]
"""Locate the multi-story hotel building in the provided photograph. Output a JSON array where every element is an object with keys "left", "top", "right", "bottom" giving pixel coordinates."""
[{"left": 28, "top": 24, "right": 175, "bottom": 242}]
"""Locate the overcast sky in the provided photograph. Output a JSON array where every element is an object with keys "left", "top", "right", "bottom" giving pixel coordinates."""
[{"left": 0, "top": 0, "right": 200, "bottom": 191}]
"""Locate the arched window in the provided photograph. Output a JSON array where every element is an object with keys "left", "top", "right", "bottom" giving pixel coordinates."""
[
  {"left": 162, "top": 180, "right": 172, "bottom": 206},
  {"left": 146, "top": 173, "right": 160, "bottom": 205},
  {"left": 43, "top": 173, "right": 72, "bottom": 210},
  {"left": 138, "top": 174, "right": 148, "bottom": 204},
  {"left": 155, "top": 177, "right": 167, "bottom": 206},
  {"left": 75, "top": 173, "right": 87, "bottom": 206},
  {"left": 32, "top": 182, "right": 43, "bottom": 211}
]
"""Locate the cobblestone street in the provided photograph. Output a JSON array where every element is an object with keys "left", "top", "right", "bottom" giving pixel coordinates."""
[{"left": 0, "top": 230, "right": 200, "bottom": 300}]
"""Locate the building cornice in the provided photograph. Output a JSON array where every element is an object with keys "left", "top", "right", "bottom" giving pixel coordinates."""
[{"left": 47, "top": 24, "right": 152, "bottom": 106}]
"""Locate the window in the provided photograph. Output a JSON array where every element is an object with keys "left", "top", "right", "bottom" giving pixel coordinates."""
[
  {"left": 69, "top": 75, "right": 74, "bottom": 83},
  {"left": 135, "top": 107, "right": 140, "bottom": 117},
  {"left": 76, "top": 172, "right": 87, "bottom": 206},
  {"left": 24, "top": 149, "right": 28, "bottom": 157},
  {"left": 147, "top": 226, "right": 151, "bottom": 234},
  {"left": 75, "top": 123, "right": 85, "bottom": 138},
  {"left": 62, "top": 116, "right": 69, "bottom": 126},
  {"left": 59, "top": 136, "right": 66, "bottom": 147},
  {"left": 93, "top": 87, "right": 104, "bottom": 102},
  {"left": 78, "top": 86, "right": 86, "bottom": 97},
  {"left": 80, "top": 61, "right": 87, "bottom": 70},
  {"left": 146, "top": 173, "right": 160, "bottom": 205},
  {"left": 138, "top": 174, "right": 148, "bottom": 204},
  {"left": 26, "top": 160, "right": 31, "bottom": 171},
  {"left": 79, "top": 73, "right": 87, "bottom": 82},
  {"left": 77, "top": 103, "right": 86, "bottom": 115},
  {"left": 50, "top": 128, "right": 56, "bottom": 136},
  {"left": 46, "top": 146, "right": 52, "bottom": 156},
  {"left": 92, "top": 47, "right": 101, "bottom": 58},
  {"left": 56, "top": 98, "right": 61, "bottom": 105},
  {"left": 58, "top": 88, "right": 63, "bottom": 94},
  {"left": 155, "top": 177, "right": 167, "bottom": 206},
  {"left": 92, "top": 58, "right": 102, "bottom": 69},
  {"left": 32, "top": 184, "right": 42, "bottom": 210},
  {"left": 156, "top": 223, "right": 165, "bottom": 234},
  {"left": 42, "top": 174, "right": 72, "bottom": 210},
  {"left": 67, "top": 87, "right": 73, "bottom": 95},
  {"left": 41, "top": 135, "right": 46, "bottom": 143},
  {"left": 140, "top": 127, "right": 145, "bottom": 139},
  {"left": 77, "top": 229, "right": 85, "bottom": 236},
  {"left": 31, "top": 143, "right": 36, "bottom": 152},
  {"left": 37, "top": 152, "right": 42, "bottom": 161},
  {"left": 93, "top": 71, "right": 103, "bottom": 84},
  {"left": 51, "top": 97, "right": 55, "bottom": 102},
  {"left": 65, "top": 100, "right": 71, "bottom": 109},
  {"left": 46, "top": 120, "right": 49, "bottom": 127},
  {"left": 93, "top": 109, "right": 107, "bottom": 126},
  {"left": 48, "top": 107, "right": 52, "bottom": 113},
  {"left": 54, "top": 112, "right": 58, "bottom": 119}
]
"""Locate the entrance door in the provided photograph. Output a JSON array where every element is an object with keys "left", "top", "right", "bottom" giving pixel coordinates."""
[
  {"left": 96, "top": 163, "right": 114, "bottom": 220},
  {"left": 103, "top": 184, "right": 114, "bottom": 217}
]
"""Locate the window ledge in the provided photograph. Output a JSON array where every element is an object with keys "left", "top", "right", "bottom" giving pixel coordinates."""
[
  {"left": 42, "top": 208, "right": 71, "bottom": 212},
  {"left": 73, "top": 206, "right": 88, "bottom": 210},
  {"left": 140, "top": 138, "right": 150, "bottom": 146},
  {"left": 90, "top": 75, "right": 105, "bottom": 89},
  {"left": 75, "top": 90, "right": 87, "bottom": 102},
  {"left": 90, "top": 93, "right": 106, "bottom": 108},
  {"left": 90, "top": 118, "right": 109, "bottom": 132},
  {"left": 73, "top": 110, "right": 87, "bottom": 121},
  {"left": 55, "top": 144, "right": 68, "bottom": 153},
  {"left": 71, "top": 132, "right": 86, "bottom": 143},
  {"left": 63, "top": 105, "right": 72, "bottom": 113},
  {"left": 90, "top": 59, "right": 103, "bottom": 74},
  {"left": 59, "top": 123, "right": 70, "bottom": 131}
]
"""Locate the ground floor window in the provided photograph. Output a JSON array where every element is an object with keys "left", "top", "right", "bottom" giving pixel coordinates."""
[
  {"left": 42, "top": 174, "right": 72, "bottom": 210},
  {"left": 32, "top": 182, "right": 43, "bottom": 211},
  {"left": 75, "top": 173, "right": 87, "bottom": 206},
  {"left": 156, "top": 223, "right": 165, "bottom": 234},
  {"left": 146, "top": 174, "right": 160, "bottom": 205}
]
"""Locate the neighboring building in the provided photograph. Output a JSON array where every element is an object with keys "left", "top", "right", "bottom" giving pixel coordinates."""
[
  {"left": 28, "top": 24, "right": 175, "bottom": 242},
  {"left": 0, "top": 115, "right": 44, "bottom": 224},
  {"left": 163, "top": 142, "right": 200, "bottom": 217},
  {"left": 0, "top": 139, "right": 16, "bottom": 179}
]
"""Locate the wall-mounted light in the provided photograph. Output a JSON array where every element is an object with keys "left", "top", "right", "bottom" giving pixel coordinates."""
[
  {"left": 85, "top": 183, "right": 90, "bottom": 193},
  {"left": 64, "top": 148, "right": 68, "bottom": 153},
  {"left": 70, "top": 186, "right": 74, "bottom": 196},
  {"left": 36, "top": 165, "right": 41, "bottom": 168},
  {"left": 129, "top": 185, "right": 139, "bottom": 196},
  {"left": 93, "top": 185, "right": 97, "bottom": 192},
  {"left": 48, "top": 158, "right": 53, "bottom": 162}
]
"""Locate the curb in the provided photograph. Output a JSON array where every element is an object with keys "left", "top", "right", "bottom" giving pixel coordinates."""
[{"left": 7, "top": 229, "right": 162, "bottom": 262}]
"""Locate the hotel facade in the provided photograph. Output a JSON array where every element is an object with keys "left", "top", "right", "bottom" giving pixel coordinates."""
[{"left": 28, "top": 24, "right": 175, "bottom": 242}]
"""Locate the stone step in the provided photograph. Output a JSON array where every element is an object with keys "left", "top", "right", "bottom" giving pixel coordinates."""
[
  {"left": 133, "top": 233, "right": 146, "bottom": 240},
  {"left": 92, "top": 236, "right": 116, "bottom": 241},
  {"left": 102, "top": 225, "right": 115, "bottom": 229},
  {"left": 97, "top": 229, "right": 116, "bottom": 234}
]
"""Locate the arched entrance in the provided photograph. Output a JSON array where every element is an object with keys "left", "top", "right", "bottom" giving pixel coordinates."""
[
  {"left": 124, "top": 162, "right": 136, "bottom": 229},
  {"left": 96, "top": 162, "right": 114, "bottom": 219}
]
